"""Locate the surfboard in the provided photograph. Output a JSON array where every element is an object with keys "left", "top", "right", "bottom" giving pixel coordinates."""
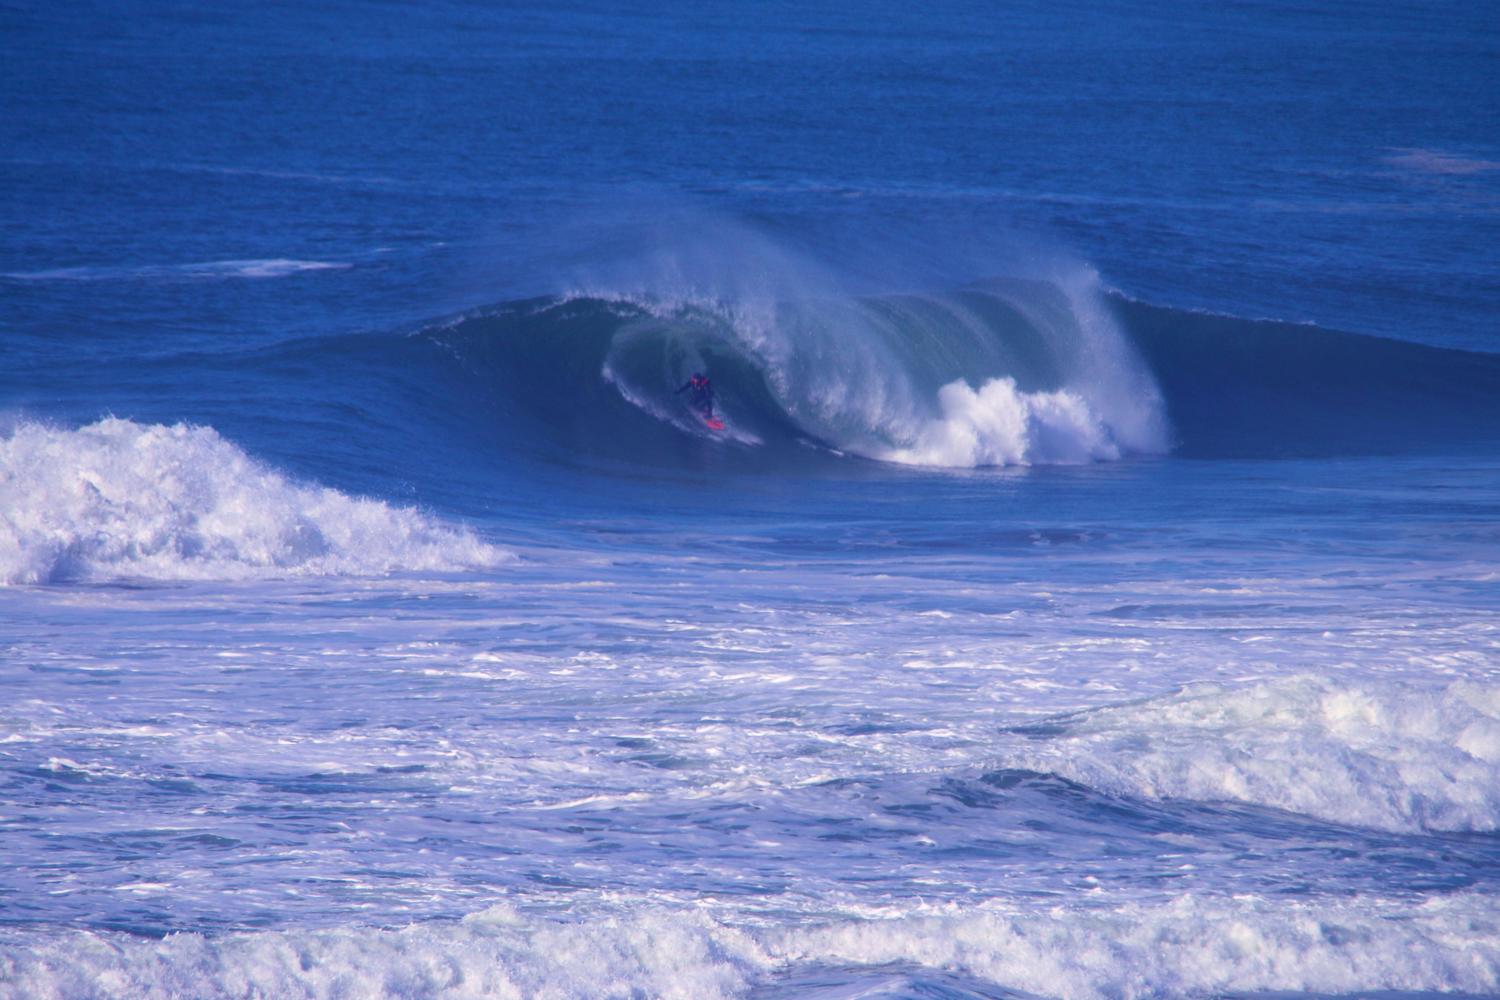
[{"left": 703, "top": 416, "right": 725, "bottom": 431}]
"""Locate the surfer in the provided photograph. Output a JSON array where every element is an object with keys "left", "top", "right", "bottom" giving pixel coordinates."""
[{"left": 676, "top": 372, "right": 715, "bottom": 420}]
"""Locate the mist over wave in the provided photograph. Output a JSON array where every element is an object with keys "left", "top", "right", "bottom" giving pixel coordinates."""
[
  {"left": 27, "top": 212, "right": 1491, "bottom": 496},
  {"left": 384, "top": 211, "right": 1500, "bottom": 476},
  {"left": 0, "top": 418, "right": 509, "bottom": 585},
  {"left": 410, "top": 293, "right": 1500, "bottom": 478},
  {"left": 407, "top": 212, "right": 1172, "bottom": 472}
]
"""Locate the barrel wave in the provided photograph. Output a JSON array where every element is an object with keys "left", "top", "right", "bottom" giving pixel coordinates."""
[
  {"left": 417, "top": 270, "right": 1168, "bottom": 471},
  {"left": 353, "top": 281, "right": 1500, "bottom": 475}
]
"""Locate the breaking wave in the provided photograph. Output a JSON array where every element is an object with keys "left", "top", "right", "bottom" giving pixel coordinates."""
[
  {"left": 424, "top": 268, "right": 1171, "bottom": 471},
  {"left": 397, "top": 277, "right": 1500, "bottom": 475},
  {"left": 2, "top": 892, "right": 1495, "bottom": 1000},
  {"left": 999, "top": 676, "right": 1500, "bottom": 834},
  {"left": 0, "top": 418, "right": 510, "bottom": 585}
]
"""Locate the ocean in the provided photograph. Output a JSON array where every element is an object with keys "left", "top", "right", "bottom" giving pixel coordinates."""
[{"left": 3, "top": 1, "right": 1499, "bottom": 997}]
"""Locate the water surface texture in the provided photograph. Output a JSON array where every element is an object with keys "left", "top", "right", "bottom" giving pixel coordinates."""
[{"left": 3, "top": 2, "right": 1499, "bottom": 998}]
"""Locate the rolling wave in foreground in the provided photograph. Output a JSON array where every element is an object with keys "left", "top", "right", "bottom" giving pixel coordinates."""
[
  {"left": 0, "top": 419, "right": 509, "bottom": 585},
  {"left": 6, "top": 890, "right": 1498, "bottom": 1000}
]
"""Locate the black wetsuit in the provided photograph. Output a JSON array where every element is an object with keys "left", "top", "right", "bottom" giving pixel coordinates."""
[{"left": 676, "top": 376, "right": 714, "bottom": 418}]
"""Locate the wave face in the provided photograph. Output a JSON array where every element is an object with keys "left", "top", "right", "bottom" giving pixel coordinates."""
[
  {"left": 0, "top": 419, "right": 510, "bottom": 585},
  {"left": 396, "top": 286, "right": 1500, "bottom": 476},
  {"left": 417, "top": 272, "right": 1170, "bottom": 472},
  {"left": 1116, "top": 297, "right": 1500, "bottom": 458}
]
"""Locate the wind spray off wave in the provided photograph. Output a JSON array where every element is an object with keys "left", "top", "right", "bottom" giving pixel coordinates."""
[
  {"left": 597, "top": 270, "right": 1168, "bottom": 468},
  {"left": 435, "top": 214, "right": 1172, "bottom": 469}
]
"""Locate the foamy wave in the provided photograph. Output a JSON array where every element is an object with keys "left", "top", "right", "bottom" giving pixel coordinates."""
[
  {"left": 589, "top": 269, "right": 1169, "bottom": 469},
  {"left": 0, "top": 906, "right": 768, "bottom": 1000},
  {"left": 0, "top": 419, "right": 510, "bottom": 585},
  {"left": 2, "top": 892, "right": 1495, "bottom": 999},
  {"left": 876, "top": 377, "right": 1122, "bottom": 466},
  {"left": 866, "top": 268, "right": 1170, "bottom": 469},
  {"left": 1001, "top": 676, "right": 1500, "bottom": 833},
  {"left": 780, "top": 892, "right": 1500, "bottom": 1000}
]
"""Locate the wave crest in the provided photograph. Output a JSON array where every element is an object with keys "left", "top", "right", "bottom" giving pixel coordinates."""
[
  {"left": 0, "top": 418, "right": 510, "bottom": 585},
  {"left": 3, "top": 892, "right": 1496, "bottom": 1000},
  {"left": 1001, "top": 676, "right": 1500, "bottom": 833}
]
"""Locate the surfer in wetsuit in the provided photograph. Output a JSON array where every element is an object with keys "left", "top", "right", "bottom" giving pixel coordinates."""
[{"left": 676, "top": 372, "right": 715, "bottom": 420}]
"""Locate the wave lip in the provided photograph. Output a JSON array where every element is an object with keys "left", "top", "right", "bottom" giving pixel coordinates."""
[
  {"left": 535, "top": 267, "right": 1170, "bottom": 470},
  {"left": 1000, "top": 676, "right": 1500, "bottom": 834},
  {"left": 0, "top": 418, "right": 510, "bottom": 585}
]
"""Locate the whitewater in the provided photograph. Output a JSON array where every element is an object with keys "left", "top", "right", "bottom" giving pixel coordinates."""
[
  {"left": 5, "top": 1, "right": 1500, "bottom": 998},
  {"left": 4, "top": 399, "right": 1499, "bottom": 998}
]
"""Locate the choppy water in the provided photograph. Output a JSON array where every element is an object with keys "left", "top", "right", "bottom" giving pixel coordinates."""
[{"left": 3, "top": 1, "right": 1499, "bottom": 998}]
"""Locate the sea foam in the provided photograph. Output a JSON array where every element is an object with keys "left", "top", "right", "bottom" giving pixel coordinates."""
[
  {"left": 0, "top": 418, "right": 509, "bottom": 585},
  {"left": 876, "top": 377, "right": 1122, "bottom": 466},
  {"left": 1001, "top": 676, "right": 1500, "bottom": 833},
  {"left": 1, "top": 891, "right": 1495, "bottom": 1000}
]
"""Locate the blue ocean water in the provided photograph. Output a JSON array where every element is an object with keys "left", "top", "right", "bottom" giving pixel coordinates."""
[{"left": 3, "top": 1, "right": 1500, "bottom": 997}]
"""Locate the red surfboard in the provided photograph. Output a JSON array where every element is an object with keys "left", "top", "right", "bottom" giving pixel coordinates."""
[{"left": 703, "top": 416, "right": 725, "bottom": 431}]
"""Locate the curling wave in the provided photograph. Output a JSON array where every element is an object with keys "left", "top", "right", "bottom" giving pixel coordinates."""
[
  {"left": 394, "top": 285, "right": 1500, "bottom": 475},
  {"left": 422, "top": 269, "right": 1171, "bottom": 470}
]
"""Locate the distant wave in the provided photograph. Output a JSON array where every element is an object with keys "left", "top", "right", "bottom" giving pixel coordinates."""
[
  {"left": 1384, "top": 147, "right": 1500, "bottom": 176},
  {"left": 2, "top": 891, "right": 1495, "bottom": 999},
  {"left": 999, "top": 676, "right": 1500, "bottom": 834},
  {"left": 0, "top": 418, "right": 509, "bottom": 585},
  {"left": 0, "top": 258, "right": 351, "bottom": 282}
]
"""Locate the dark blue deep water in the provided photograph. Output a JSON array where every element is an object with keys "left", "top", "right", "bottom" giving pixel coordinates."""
[{"left": 3, "top": 2, "right": 1499, "bottom": 998}]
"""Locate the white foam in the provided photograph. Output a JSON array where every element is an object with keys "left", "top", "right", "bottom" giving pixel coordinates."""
[
  {"left": 876, "top": 377, "right": 1120, "bottom": 467},
  {"left": 0, "top": 418, "right": 510, "bottom": 585},
  {"left": 1001, "top": 676, "right": 1500, "bottom": 833},
  {"left": 1, "top": 891, "right": 1495, "bottom": 1000},
  {"left": 870, "top": 266, "right": 1170, "bottom": 469},
  {"left": 0, "top": 906, "right": 769, "bottom": 1000},
  {"left": 777, "top": 891, "right": 1500, "bottom": 1000}
]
